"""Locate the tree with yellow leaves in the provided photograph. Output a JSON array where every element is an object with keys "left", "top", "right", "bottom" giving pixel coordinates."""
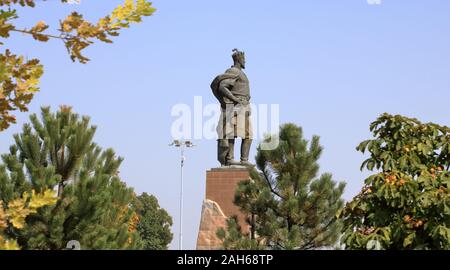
[
  {"left": 0, "top": 0, "right": 156, "bottom": 130},
  {"left": 0, "top": 190, "right": 57, "bottom": 250}
]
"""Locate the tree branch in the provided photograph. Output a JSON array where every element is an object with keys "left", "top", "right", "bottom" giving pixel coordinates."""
[
  {"left": 11, "top": 28, "right": 66, "bottom": 41},
  {"left": 297, "top": 218, "right": 336, "bottom": 250},
  {"left": 262, "top": 168, "right": 285, "bottom": 200}
]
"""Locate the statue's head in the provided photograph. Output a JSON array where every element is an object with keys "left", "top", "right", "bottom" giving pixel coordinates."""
[{"left": 232, "top": 48, "right": 246, "bottom": 69}]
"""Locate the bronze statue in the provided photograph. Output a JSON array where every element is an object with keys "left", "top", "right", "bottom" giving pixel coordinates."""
[{"left": 211, "top": 49, "right": 253, "bottom": 166}]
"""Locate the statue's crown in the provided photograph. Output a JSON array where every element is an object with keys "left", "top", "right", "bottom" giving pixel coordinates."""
[{"left": 232, "top": 48, "right": 245, "bottom": 60}]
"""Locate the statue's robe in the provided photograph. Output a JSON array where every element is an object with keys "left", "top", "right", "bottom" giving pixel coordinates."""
[{"left": 211, "top": 67, "right": 253, "bottom": 140}]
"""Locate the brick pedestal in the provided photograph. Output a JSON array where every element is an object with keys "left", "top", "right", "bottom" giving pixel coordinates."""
[{"left": 196, "top": 167, "right": 250, "bottom": 250}]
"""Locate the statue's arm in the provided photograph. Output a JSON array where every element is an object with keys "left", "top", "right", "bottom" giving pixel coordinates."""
[{"left": 218, "top": 79, "right": 241, "bottom": 104}]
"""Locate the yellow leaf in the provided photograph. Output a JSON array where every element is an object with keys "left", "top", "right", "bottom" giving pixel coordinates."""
[
  {"left": 0, "top": 203, "right": 7, "bottom": 230},
  {"left": 28, "top": 189, "right": 57, "bottom": 210},
  {"left": 25, "top": 77, "right": 40, "bottom": 88},
  {"left": 16, "top": 80, "right": 27, "bottom": 92},
  {"left": 31, "top": 21, "right": 49, "bottom": 33},
  {"left": 0, "top": 236, "right": 20, "bottom": 250},
  {"left": 5, "top": 198, "right": 34, "bottom": 229}
]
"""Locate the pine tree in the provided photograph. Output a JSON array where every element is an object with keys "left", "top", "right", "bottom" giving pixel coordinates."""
[
  {"left": 0, "top": 106, "right": 144, "bottom": 249},
  {"left": 132, "top": 193, "right": 173, "bottom": 250},
  {"left": 218, "top": 123, "right": 346, "bottom": 250}
]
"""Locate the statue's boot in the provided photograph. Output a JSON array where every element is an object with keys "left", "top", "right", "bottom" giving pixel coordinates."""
[
  {"left": 217, "top": 139, "right": 229, "bottom": 166},
  {"left": 226, "top": 139, "right": 240, "bottom": 166},
  {"left": 240, "top": 139, "right": 253, "bottom": 166}
]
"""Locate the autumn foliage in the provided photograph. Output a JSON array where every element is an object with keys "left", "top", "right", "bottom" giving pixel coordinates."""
[
  {"left": 0, "top": 190, "right": 57, "bottom": 250},
  {"left": 0, "top": 0, "right": 155, "bottom": 131},
  {"left": 341, "top": 114, "right": 450, "bottom": 250}
]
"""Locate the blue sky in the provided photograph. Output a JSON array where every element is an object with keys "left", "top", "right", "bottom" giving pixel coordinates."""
[{"left": 2, "top": 0, "right": 450, "bottom": 249}]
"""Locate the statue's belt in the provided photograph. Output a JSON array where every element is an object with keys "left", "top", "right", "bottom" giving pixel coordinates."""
[
  {"left": 223, "top": 96, "right": 250, "bottom": 103},
  {"left": 221, "top": 104, "right": 251, "bottom": 111}
]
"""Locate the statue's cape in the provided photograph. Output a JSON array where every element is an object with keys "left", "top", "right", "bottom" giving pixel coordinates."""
[{"left": 210, "top": 68, "right": 240, "bottom": 106}]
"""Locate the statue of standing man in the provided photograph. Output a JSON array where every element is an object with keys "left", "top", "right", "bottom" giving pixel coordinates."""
[{"left": 211, "top": 49, "right": 253, "bottom": 167}]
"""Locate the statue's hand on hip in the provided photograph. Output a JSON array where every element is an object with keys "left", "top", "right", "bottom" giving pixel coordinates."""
[{"left": 236, "top": 98, "right": 249, "bottom": 106}]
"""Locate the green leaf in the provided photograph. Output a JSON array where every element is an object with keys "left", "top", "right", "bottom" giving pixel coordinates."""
[
  {"left": 357, "top": 140, "right": 371, "bottom": 153},
  {"left": 403, "top": 232, "right": 415, "bottom": 248}
]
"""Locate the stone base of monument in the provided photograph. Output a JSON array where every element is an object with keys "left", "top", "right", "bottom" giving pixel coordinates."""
[{"left": 196, "top": 167, "right": 250, "bottom": 250}]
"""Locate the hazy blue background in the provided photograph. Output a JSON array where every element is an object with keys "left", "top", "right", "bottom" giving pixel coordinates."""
[{"left": 3, "top": 0, "right": 450, "bottom": 249}]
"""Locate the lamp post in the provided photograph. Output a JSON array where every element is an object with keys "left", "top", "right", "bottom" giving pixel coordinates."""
[{"left": 169, "top": 140, "right": 196, "bottom": 250}]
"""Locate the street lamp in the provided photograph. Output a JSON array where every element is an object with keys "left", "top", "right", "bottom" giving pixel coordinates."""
[{"left": 169, "top": 140, "right": 196, "bottom": 250}]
